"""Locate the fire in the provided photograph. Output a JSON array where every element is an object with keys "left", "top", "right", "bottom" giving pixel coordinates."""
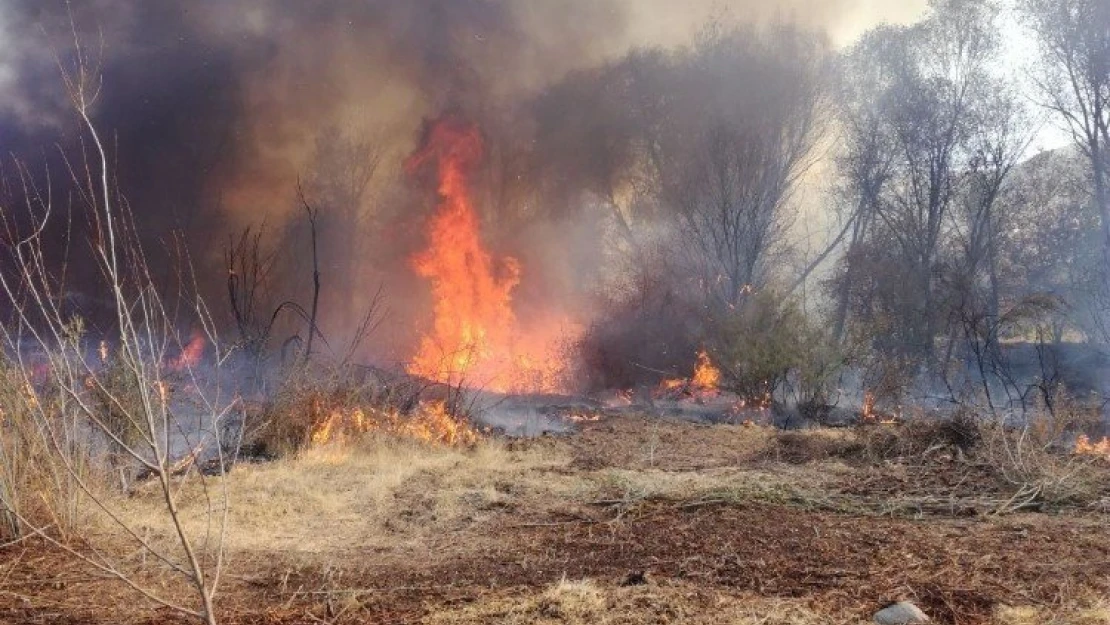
[
  {"left": 691, "top": 349, "right": 721, "bottom": 391},
  {"left": 860, "top": 392, "right": 898, "bottom": 425},
  {"left": 405, "top": 117, "right": 571, "bottom": 393},
  {"left": 1075, "top": 434, "right": 1110, "bottom": 458},
  {"left": 861, "top": 391, "right": 876, "bottom": 421},
  {"left": 308, "top": 402, "right": 481, "bottom": 448},
  {"left": 403, "top": 401, "right": 481, "bottom": 446},
  {"left": 169, "top": 330, "right": 206, "bottom": 371},
  {"left": 658, "top": 349, "right": 721, "bottom": 397}
]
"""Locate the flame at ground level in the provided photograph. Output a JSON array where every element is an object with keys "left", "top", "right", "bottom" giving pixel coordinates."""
[
  {"left": 310, "top": 401, "right": 481, "bottom": 447},
  {"left": 1075, "top": 434, "right": 1110, "bottom": 458},
  {"left": 692, "top": 349, "right": 721, "bottom": 391},
  {"left": 659, "top": 349, "right": 721, "bottom": 396},
  {"left": 404, "top": 117, "right": 577, "bottom": 393}
]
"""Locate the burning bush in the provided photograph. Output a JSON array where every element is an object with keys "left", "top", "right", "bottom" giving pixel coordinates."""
[
  {"left": 244, "top": 367, "right": 481, "bottom": 458},
  {"left": 576, "top": 265, "right": 702, "bottom": 391}
]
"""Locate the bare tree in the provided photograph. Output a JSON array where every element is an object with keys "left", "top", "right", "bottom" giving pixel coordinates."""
[
  {"left": 1021, "top": 0, "right": 1110, "bottom": 263},
  {"left": 949, "top": 83, "right": 1034, "bottom": 321},
  {"left": 826, "top": 27, "right": 900, "bottom": 341},
  {"left": 831, "top": 0, "right": 1004, "bottom": 363},
  {"left": 303, "top": 125, "right": 384, "bottom": 328},
  {"left": 225, "top": 225, "right": 278, "bottom": 359},
  {"left": 0, "top": 32, "right": 232, "bottom": 625},
  {"left": 530, "top": 50, "right": 672, "bottom": 251},
  {"left": 663, "top": 23, "right": 829, "bottom": 310}
]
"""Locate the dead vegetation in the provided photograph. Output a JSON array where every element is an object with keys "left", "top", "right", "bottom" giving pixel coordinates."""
[{"left": 3, "top": 413, "right": 1110, "bottom": 624}]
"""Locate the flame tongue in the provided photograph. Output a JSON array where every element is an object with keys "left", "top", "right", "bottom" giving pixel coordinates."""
[
  {"left": 658, "top": 349, "right": 721, "bottom": 397},
  {"left": 405, "top": 117, "right": 567, "bottom": 392},
  {"left": 406, "top": 118, "right": 518, "bottom": 385},
  {"left": 691, "top": 349, "right": 721, "bottom": 391},
  {"left": 1076, "top": 434, "right": 1110, "bottom": 458}
]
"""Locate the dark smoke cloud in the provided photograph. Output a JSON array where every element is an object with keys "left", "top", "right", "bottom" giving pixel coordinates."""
[
  {"left": 0, "top": 0, "right": 926, "bottom": 354},
  {"left": 0, "top": 0, "right": 926, "bottom": 229},
  {"left": 0, "top": 0, "right": 628, "bottom": 223}
]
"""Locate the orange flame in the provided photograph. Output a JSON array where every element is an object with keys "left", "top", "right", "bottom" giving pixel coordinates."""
[
  {"left": 1075, "top": 434, "right": 1110, "bottom": 458},
  {"left": 169, "top": 331, "right": 206, "bottom": 371},
  {"left": 861, "top": 391, "right": 876, "bottom": 421},
  {"left": 308, "top": 402, "right": 480, "bottom": 447},
  {"left": 691, "top": 349, "right": 721, "bottom": 391},
  {"left": 405, "top": 117, "right": 571, "bottom": 392},
  {"left": 658, "top": 349, "right": 721, "bottom": 397},
  {"left": 860, "top": 392, "right": 898, "bottom": 425}
]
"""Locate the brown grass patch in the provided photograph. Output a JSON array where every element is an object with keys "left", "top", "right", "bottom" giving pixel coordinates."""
[
  {"left": 5, "top": 415, "right": 1110, "bottom": 625},
  {"left": 115, "top": 436, "right": 568, "bottom": 554}
]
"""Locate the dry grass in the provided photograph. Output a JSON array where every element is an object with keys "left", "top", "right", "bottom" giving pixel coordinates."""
[
  {"left": 115, "top": 435, "right": 569, "bottom": 554},
  {"left": 994, "top": 600, "right": 1110, "bottom": 625},
  {"left": 429, "top": 581, "right": 1110, "bottom": 625},
  {"left": 426, "top": 578, "right": 843, "bottom": 625},
  {"left": 6, "top": 415, "right": 1110, "bottom": 625}
]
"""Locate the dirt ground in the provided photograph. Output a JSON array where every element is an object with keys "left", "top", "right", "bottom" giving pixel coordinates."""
[{"left": 2, "top": 415, "right": 1110, "bottom": 624}]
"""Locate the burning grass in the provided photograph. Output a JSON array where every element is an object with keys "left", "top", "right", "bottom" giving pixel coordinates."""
[
  {"left": 308, "top": 401, "right": 482, "bottom": 448},
  {"left": 243, "top": 369, "right": 484, "bottom": 458}
]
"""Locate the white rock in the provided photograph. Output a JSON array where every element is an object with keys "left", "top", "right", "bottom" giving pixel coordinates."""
[{"left": 874, "top": 601, "right": 929, "bottom": 625}]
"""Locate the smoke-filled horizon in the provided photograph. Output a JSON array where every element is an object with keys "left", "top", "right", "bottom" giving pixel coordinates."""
[
  {"left": 8, "top": 0, "right": 1100, "bottom": 406},
  {"left": 0, "top": 1, "right": 927, "bottom": 358},
  {"left": 0, "top": 0, "right": 927, "bottom": 212}
]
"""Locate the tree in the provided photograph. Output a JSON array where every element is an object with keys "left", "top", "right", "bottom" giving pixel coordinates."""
[
  {"left": 662, "top": 23, "right": 829, "bottom": 311},
  {"left": 1021, "top": 0, "right": 1110, "bottom": 264},
  {"left": 303, "top": 125, "right": 384, "bottom": 330},
  {"left": 831, "top": 0, "right": 1006, "bottom": 363},
  {"left": 0, "top": 34, "right": 232, "bottom": 625}
]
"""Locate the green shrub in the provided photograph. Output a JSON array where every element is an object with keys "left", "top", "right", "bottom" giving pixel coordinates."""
[{"left": 710, "top": 290, "right": 844, "bottom": 405}]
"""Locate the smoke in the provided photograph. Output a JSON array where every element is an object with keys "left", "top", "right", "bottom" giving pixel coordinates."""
[{"left": 0, "top": 0, "right": 927, "bottom": 363}]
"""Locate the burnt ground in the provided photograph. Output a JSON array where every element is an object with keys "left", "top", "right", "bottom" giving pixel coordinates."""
[{"left": 3, "top": 415, "right": 1110, "bottom": 624}]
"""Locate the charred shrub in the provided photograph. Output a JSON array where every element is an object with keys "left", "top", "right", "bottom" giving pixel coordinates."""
[{"left": 577, "top": 269, "right": 701, "bottom": 391}]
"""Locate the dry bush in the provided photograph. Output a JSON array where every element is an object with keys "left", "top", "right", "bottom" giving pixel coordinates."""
[
  {"left": 768, "top": 430, "right": 865, "bottom": 464},
  {"left": 712, "top": 292, "right": 844, "bottom": 405},
  {"left": 852, "top": 411, "right": 984, "bottom": 461},
  {"left": 0, "top": 355, "right": 93, "bottom": 540},
  {"left": 976, "top": 404, "right": 1108, "bottom": 511},
  {"left": 89, "top": 346, "right": 149, "bottom": 463},
  {"left": 766, "top": 402, "right": 1109, "bottom": 512},
  {"left": 764, "top": 418, "right": 970, "bottom": 466},
  {"left": 243, "top": 374, "right": 342, "bottom": 458},
  {"left": 768, "top": 411, "right": 985, "bottom": 465},
  {"left": 576, "top": 268, "right": 702, "bottom": 391},
  {"left": 0, "top": 359, "right": 97, "bottom": 544},
  {"left": 243, "top": 365, "right": 477, "bottom": 458}
]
